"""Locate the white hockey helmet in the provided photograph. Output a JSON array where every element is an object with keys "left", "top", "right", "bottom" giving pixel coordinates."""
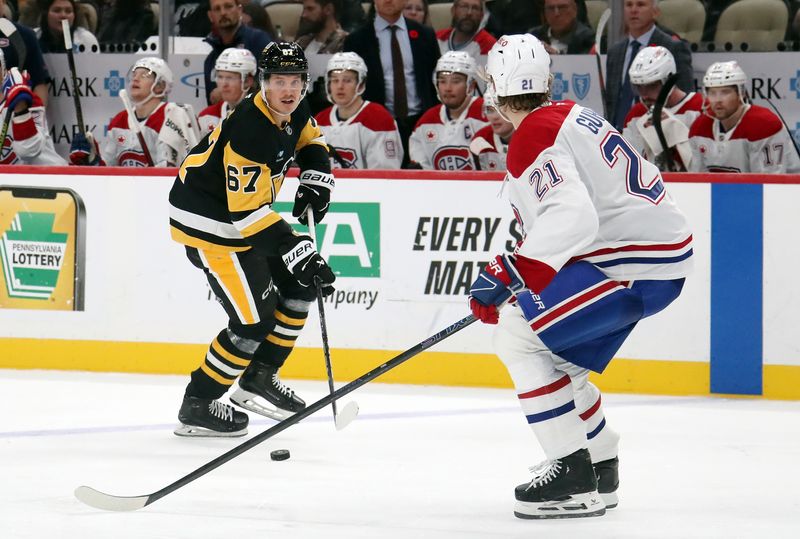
[
  {"left": 482, "top": 86, "right": 498, "bottom": 113},
  {"left": 486, "top": 34, "right": 550, "bottom": 97},
  {"left": 703, "top": 61, "right": 748, "bottom": 100},
  {"left": 325, "top": 52, "right": 368, "bottom": 104},
  {"left": 214, "top": 48, "right": 257, "bottom": 79},
  {"left": 434, "top": 51, "right": 477, "bottom": 86},
  {"left": 628, "top": 46, "right": 676, "bottom": 86},
  {"left": 128, "top": 57, "right": 174, "bottom": 100}
]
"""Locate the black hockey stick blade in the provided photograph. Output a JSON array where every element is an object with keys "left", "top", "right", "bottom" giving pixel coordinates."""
[
  {"left": 652, "top": 73, "right": 679, "bottom": 171},
  {"left": 74, "top": 314, "right": 477, "bottom": 512}
]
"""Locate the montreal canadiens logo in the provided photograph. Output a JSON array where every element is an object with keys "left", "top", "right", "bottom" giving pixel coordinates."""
[
  {"left": 433, "top": 146, "right": 473, "bottom": 171},
  {"left": 118, "top": 150, "right": 150, "bottom": 167}
]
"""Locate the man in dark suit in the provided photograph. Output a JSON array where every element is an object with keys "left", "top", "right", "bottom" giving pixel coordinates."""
[
  {"left": 605, "top": 0, "right": 693, "bottom": 130},
  {"left": 343, "top": 0, "right": 439, "bottom": 164},
  {"left": 530, "top": 0, "right": 595, "bottom": 55}
]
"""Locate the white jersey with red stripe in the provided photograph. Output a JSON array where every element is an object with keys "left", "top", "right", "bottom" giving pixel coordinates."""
[
  {"left": 101, "top": 102, "right": 198, "bottom": 167},
  {"left": 409, "top": 97, "right": 487, "bottom": 170},
  {"left": 688, "top": 104, "right": 800, "bottom": 173},
  {"left": 314, "top": 100, "right": 403, "bottom": 169},
  {"left": 469, "top": 124, "right": 508, "bottom": 171},
  {"left": 506, "top": 101, "right": 693, "bottom": 289},
  {"left": 622, "top": 92, "right": 703, "bottom": 168},
  {"left": 0, "top": 96, "right": 66, "bottom": 165},
  {"left": 197, "top": 100, "right": 232, "bottom": 135}
]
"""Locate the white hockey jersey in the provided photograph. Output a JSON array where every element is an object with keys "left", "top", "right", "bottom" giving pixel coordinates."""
[
  {"left": 622, "top": 92, "right": 703, "bottom": 170},
  {"left": 506, "top": 101, "right": 693, "bottom": 291},
  {"left": 0, "top": 96, "right": 66, "bottom": 165},
  {"left": 101, "top": 102, "right": 199, "bottom": 167},
  {"left": 314, "top": 101, "right": 403, "bottom": 169},
  {"left": 409, "top": 97, "right": 487, "bottom": 170},
  {"left": 197, "top": 100, "right": 232, "bottom": 135},
  {"left": 688, "top": 104, "right": 800, "bottom": 174},
  {"left": 469, "top": 124, "right": 508, "bottom": 171}
]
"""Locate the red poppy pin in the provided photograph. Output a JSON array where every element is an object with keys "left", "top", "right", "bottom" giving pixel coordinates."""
[{"left": 409, "top": 30, "right": 419, "bottom": 39}]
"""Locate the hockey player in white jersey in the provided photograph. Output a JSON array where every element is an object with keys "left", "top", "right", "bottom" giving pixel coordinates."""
[
  {"left": 314, "top": 52, "right": 403, "bottom": 169},
  {"left": 69, "top": 57, "right": 198, "bottom": 167},
  {"left": 0, "top": 50, "right": 65, "bottom": 165},
  {"left": 688, "top": 61, "right": 800, "bottom": 173},
  {"left": 198, "top": 48, "right": 257, "bottom": 134},
  {"left": 408, "top": 51, "right": 487, "bottom": 170},
  {"left": 469, "top": 88, "right": 513, "bottom": 171},
  {"left": 622, "top": 46, "right": 702, "bottom": 171},
  {"left": 469, "top": 34, "right": 692, "bottom": 520}
]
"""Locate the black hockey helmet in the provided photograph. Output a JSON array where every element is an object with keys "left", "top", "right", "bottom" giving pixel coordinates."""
[{"left": 258, "top": 42, "right": 309, "bottom": 82}]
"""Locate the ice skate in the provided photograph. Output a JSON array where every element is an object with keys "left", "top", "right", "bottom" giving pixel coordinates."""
[
  {"left": 514, "top": 448, "right": 606, "bottom": 519},
  {"left": 230, "top": 363, "right": 306, "bottom": 421},
  {"left": 594, "top": 457, "right": 619, "bottom": 509},
  {"left": 174, "top": 396, "right": 248, "bottom": 437}
]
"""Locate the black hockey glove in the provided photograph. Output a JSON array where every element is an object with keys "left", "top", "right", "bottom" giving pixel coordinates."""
[
  {"left": 279, "top": 234, "right": 336, "bottom": 296},
  {"left": 292, "top": 170, "right": 334, "bottom": 225}
]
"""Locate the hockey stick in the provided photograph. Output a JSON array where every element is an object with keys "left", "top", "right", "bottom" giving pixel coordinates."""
[
  {"left": 75, "top": 314, "right": 477, "bottom": 511},
  {"left": 307, "top": 209, "right": 359, "bottom": 430},
  {"left": 118, "top": 89, "right": 155, "bottom": 166},
  {"left": 651, "top": 73, "right": 678, "bottom": 172},
  {"left": 763, "top": 96, "right": 800, "bottom": 161},
  {"left": 62, "top": 20, "right": 86, "bottom": 140},
  {"left": 0, "top": 18, "right": 27, "bottom": 68},
  {"left": 0, "top": 106, "right": 12, "bottom": 153},
  {"left": 593, "top": 8, "right": 611, "bottom": 118}
]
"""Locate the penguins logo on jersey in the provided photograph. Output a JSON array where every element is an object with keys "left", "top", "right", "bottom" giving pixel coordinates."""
[{"left": 433, "top": 146, "right": 473, "bottom": 170}]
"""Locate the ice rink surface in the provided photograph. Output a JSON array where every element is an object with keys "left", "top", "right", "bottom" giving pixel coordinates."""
[{"left": 2, "top": 369, "right": 799, "bottom": 539}]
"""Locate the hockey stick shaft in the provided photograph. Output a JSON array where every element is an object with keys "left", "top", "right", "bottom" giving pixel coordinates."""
[
  {"left": 62, "top": 19, "right": 86, "bottom": 138},
  {"left": 75, "top": 314, "right": 476, "bottom": 511},
  {"left": 652, "top": 73, "right": 678, "bottom": 171},
  {"left": 0, "top": 106, "right": 12, "bottom": 152},
  {"left": 763, "top": 96, "right": 800, "bottom": 161},
  {"left": 594, "top": 9, "right": 611, "bottom": 118},
  {"left": 118, "top": 89, "right": 155, "bottom": 166},
  {"left": 306, "top": 210, "right": 339, "bottom": 421}
]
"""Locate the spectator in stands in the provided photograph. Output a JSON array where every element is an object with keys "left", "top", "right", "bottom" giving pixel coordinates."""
[
  {"left": 296, "top": 0, "right": 348, "bottom": 53},
  {"left": 35, "top": 0, "right": 99, "bottom": 53},
  {"left": 689, "top": 61, "right": 800, "bottom": 174},
  {"left": 204, "top": 0, "right": 272, "bottom": 104},
  {"left": 344, "top": 0, "right": 440, "bottom": 164},
  {"left": 469, "top": 88, "right": 512, "bottom": 171},
  {"left": 198, "top": 48, "right": 257, "bottom": 134},
  {"left": 242, "top": 2, "right": 277, "bottom": 37},
  {"left": 176, "top": 0, "right": 212, "bottom": 37},
  {"left": 0, "top": 49, "right": 65, "bottom": 164},
  {"left": 605, "top": 0, "right": 693, "bottom": 130},
  {"left": 622, "top": 46, "right": 702, "bottom": 171},
  {"left": 409, "top": 51, "right": 487, "bottom": 170},
  {"left": 0, "top": 0, "right": 51, "bottom": 104},
  {"left": 436, "top": 0, "right": 496, "bottom": 73},
  {"left": 486, "top": 0, "right": 542, "bottom": 36},
  {"left": 530, "top": 0, "right": 594, "bottom": 55},
  {"left": 69, "top": 57, "right": 199, "bottom": 167},
  {"left": 403, "top": 0, "right": 430, "bottom": 27},
  {"left": 96, "top": 0, "right": 156, "bottom": 47},
  {"left": 315, "top": 52, "right": 403, "bottom": 168}
]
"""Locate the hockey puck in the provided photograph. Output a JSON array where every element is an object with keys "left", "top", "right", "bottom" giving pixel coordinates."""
[{"left": 270, "top": 449, "right": 290, "bottom": 461}]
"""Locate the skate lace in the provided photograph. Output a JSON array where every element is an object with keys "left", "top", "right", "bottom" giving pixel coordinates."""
[
  {"left": 525, "top": 459, "right": 563, "bottom": 491},
  {"left": 208, "top": 400, "right": 234, "bottom": 421},
  {"left": 272, "top": 372, "right": 295, "bottom": 397}
]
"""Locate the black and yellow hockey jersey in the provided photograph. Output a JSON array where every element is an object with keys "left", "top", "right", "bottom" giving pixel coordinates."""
[{"left": 169, "top": 92, "right": 331, "bottom": 254}]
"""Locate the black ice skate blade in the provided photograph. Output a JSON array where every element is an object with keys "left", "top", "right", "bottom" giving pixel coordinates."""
[
  {"left": 514, "top": 507, "right": 607, "bottom": 520},
  {"left": 173, "top": 424, "right": 248, "bottom": 438}
]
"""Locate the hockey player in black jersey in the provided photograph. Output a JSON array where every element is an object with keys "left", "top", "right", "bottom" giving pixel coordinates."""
[{"left": 169, "top": 42, "right": 336, "bottom": 437}]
